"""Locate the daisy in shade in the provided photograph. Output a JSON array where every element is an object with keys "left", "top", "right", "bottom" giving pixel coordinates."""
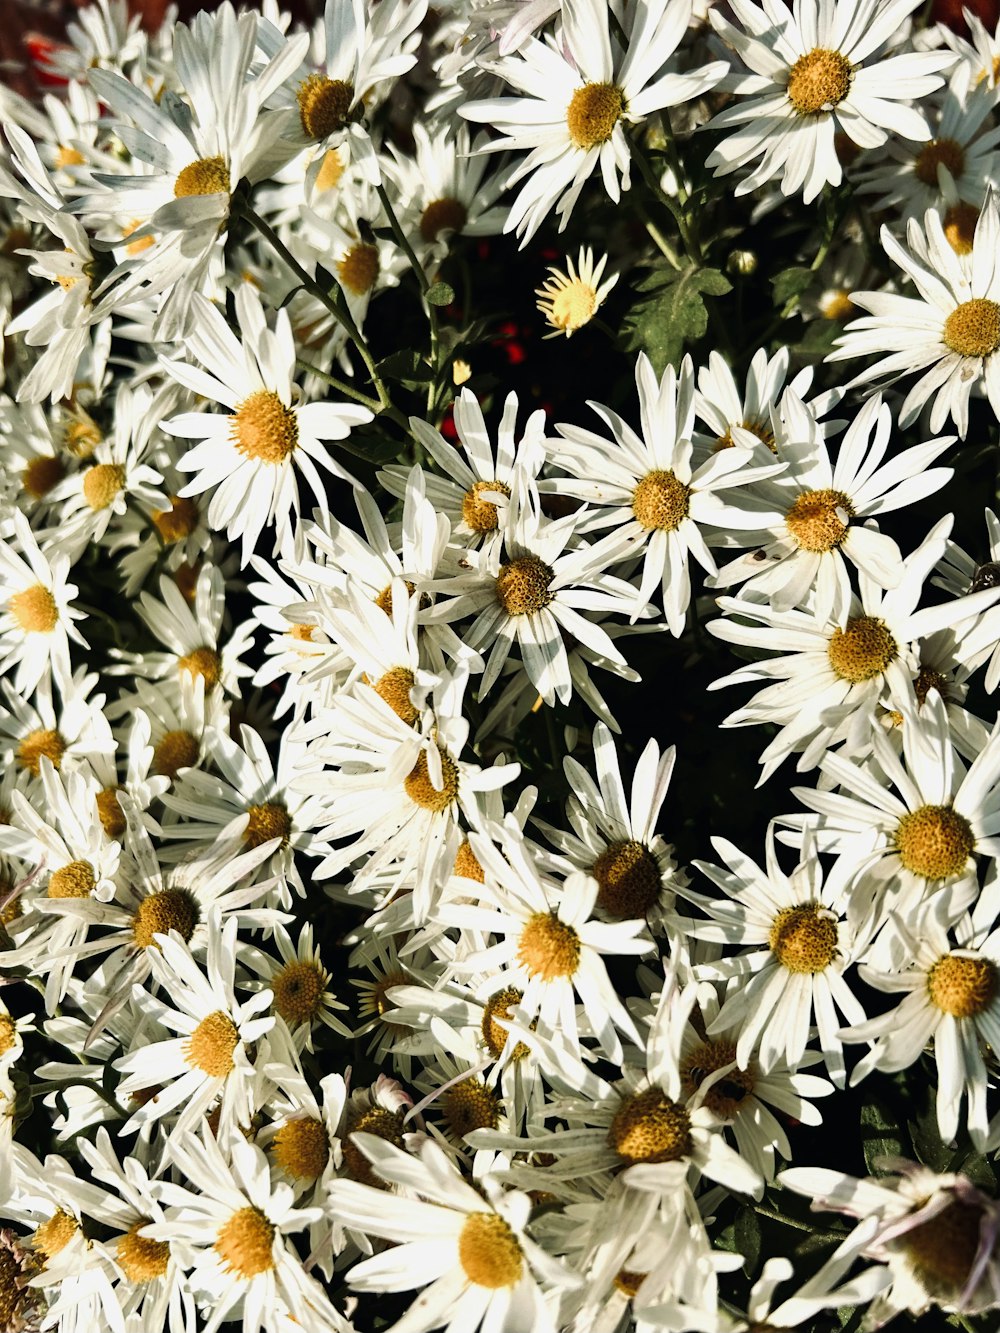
[
  {"left": 0, "top": 508, "right": 86, "bottom": 694},
  {"left": 0, "top": 668, "right": 115, "bottom": 788},
  {"left": 160, "top": 285, "right": 371, "bottom": 565},
  {"left": 547, "top": 352, "right": 785, "bottom": 633},
  {"left": 704, "top": 0, "right": 952, "bottom": 203},
  {"left": 241, "top": 922, "right": 351, "bottom": 1053},
  {"left": 535, "top": 246, "right": 618, "bottom": 340},
  {"left": 708, "top": 390, "right": 954, "bottom": 623},
  {"left": 829, "top": 196, "right": 1000, "bottom": 437},
  {"left": 460, "top": 0, "right": 728, "bottom": 243},
  {"left": 328, "top": 1132, "right": 577, "bottom": 1333}
]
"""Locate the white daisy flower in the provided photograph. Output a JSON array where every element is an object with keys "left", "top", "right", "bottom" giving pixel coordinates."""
[
  {"left": 0, "top": 668, "right": 115, "bottom": 787},
  {"left": 460, "top": 0, "right": 728, "bottom": 243},
  {"left": 161, "top": 285, "right": 371, "bottom": 565},
  {"left": 0, "top": 508, "right": 86, "bottom": 695},
  {"left": 535, "top": 246, "right": 618, "bottom": 339},
  {"left": 242, "top": 922, "right": 351, "bottom": 1052},
  {"left": 705, "top": 0, "right": 952, "bottom": 203},
  {"left": 829, "top": 196, "right": 1000, "bottom": 436},
  {"left": 329, "top": 1132, "right": 576, "bottom": 1333}
]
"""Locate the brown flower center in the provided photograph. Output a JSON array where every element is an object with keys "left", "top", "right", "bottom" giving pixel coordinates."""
[
  {"left": 17, "top": 727, "right": 65, "bottom": 775},
  {"left": 34, "top": 1210, "right": 78, "bottom": 1259},
  {"left": 243, "top": 802, "right": 291, "bottom": 850},
  {"left": 272, "top": 1117, "right": 330, "bottom": 1181},
  {"left": 152, "top": 728, "right": 199, "bottom": 779},
  {"left": 943, "top": 299, "right": 1000, "bottom": 359},
  {"left": 566, "top": 83, "right": 624, "bottom": 147},
  {"left": 680, "top": 1039, "right": 756, "bottom": 1119},
  {"left": 607, "top": 1087, "right": 692, "bottom": 1165},
  {"left": 463, "top": 479, "right": 510, "bottom": 534},
  {"left": 297, "top": 74, "right": 355, "bottom": 140},
  {"left": 404, "top": 747, "right": 459, "bottom": 812},
  {"left": 372, "top": 667, "right": 418, "bottom": 725},
  {"left": 914, "top": 137, "right": 965, "bottom": 188},
  {"left": 116, "top": 1222, "right": 170, "bottom": 1283},
  {"left": 632, "top": 470, "right": 691, "bottom": 531},
  {"left": 481, "top": 987, "right": 531, "bottom": 1060},
  {"left": 785, "top": 488, "right": 854, "bottom": 552},
  {"left": 337, "top": 242, "right": 380, "bottom": 296},
  {"left": 827, "top": 615, "right": 897, "bottom": 683},
  {"left": 153, "top": 496, "right": 199, "bottom": 543},
  {"left": 343, "top": 1107, "right": 406, "bottom": 1188},
  {"left": 496, "top": 555, "right": 554, "bottom": 615},
  {"left": 786, "top": 48, "right": 853, "bottom": 115},
  {"left": 592, "top": 840, "right": 661, "bottom": 918},
  {"left": 231, "top": 390, "right": 298, "bottom": 464},
  {"left": 132, "top": 889, "right": 200, "bottom": 948},
  {"left": 177, "top": 646, "right": 221, "bottom": 689},
  {"left": 517, "top": 912, "right": 580, "bottom": 980},
  {"left": 0, "top": 1015, "right": 16, "bottom": 1057},
  {"left": 458, "top": 1213, "right": 523, "bottom": 1288},
  {"left": 48, "top": 860, "right": 95, "bottom": 900},
  {"left": 272, "top": 959, "right": 326, "bottom": 1027},
  {"left": 420, "top": 197, "right": 468, "bottom": 244},
  {"left": 442, "top": 1078, "right": 501, "bottom": 1138},
  {"left": 895, "top": 805, "right": 975, "bottom": 880},
  {"left": 96, "top": 785, "right": 126, "bottom": 839},
  {"left": 944, "top": 202, "right": 980, "bottom": 256},
  {"left": 903, "top": 1199, "right": 984, "bottom": 1291},
  {"left": 22, "top": 454, "right": 64, "bottom": 499},
  {"left": 453, "top": 838, "right": 485, "bottom": 882},
  {"left": 769, "top": 903, "right": 838, "bottom": 973}
]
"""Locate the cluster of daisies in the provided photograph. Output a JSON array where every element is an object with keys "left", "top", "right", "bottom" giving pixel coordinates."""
[{"left": 3, "top": 0, "right": 1000, "bottom": 1330}]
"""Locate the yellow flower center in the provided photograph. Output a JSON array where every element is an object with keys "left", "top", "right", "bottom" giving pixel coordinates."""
[
  {"left": 343, "top": 1107, "right": 406, "bottom": 1188},
  {"left": 132, "top": 889, "right": 200, "bottom": 948},
  {"left": 543, "top": 279, "right": 598, "bottom": 334},
  {"left": 56, "top": 145, "right": 85, "bottom": 168},
  {"left": 64, "top": 418, "right": 101, "bottom": 458},
  {"left": 453, "top": 838, "right": 485, "bottom": 882},
  {"left": 315, "top": 147, "right": 345, "bottom": 192},
  {"left": 83, "top": 462, "right": 125, "bottom": 511},
  {"left": 214, "top": 1207, "right": 275, "bottom": 1279},
  {"left": 462, "top": 479, "right": 510, "bottom": 534},
  {"left": 338, "top": 242, "right": 380, "bottom": 296},
  {"left": 152, "top": 728, "right": 199, "bottom": 779},
  {"left": 0, "top": 1014, "right": 16, "bottom": 1057},
  {"left": 173, "top": 155, "right": 229, "bottom": 198},
  {"left": 0, "top": 1246, "right": 34, "bottom": 1330},
  {"left": 370, "top": 968, "right": 410, "bottom": 1035},
  {"left": 713, "top": 418, "right": 777, "bottom": 453},
  {"left": 404, "top": 746, "right": 459, "bottom": 812},
  {"left": 895, "top": 805, "right": 975, "bottom": 880},
  {"left": 680, "top": 1039, "right": 756, "bottom": 1120},
  {"left": 819, "top": 289, "right": 855, "bottom": 321},
  {"left": 943, "top": 203, "right": 980, "bottom": 256},
  {"left": 96, "top": 785, "right": 126, "bottom": 839},
  {"left": 607, "top": 1087, "right": 693, "bottom": 1165},
  {"left": 827, "top": 615, "right": 897, "bottom": 683},
  {"left": 786, "top": 48, "right": 853, "bottom": 115},
  {"left": 928, "top": 953, "right": 997, "bottom": 1018},
  {"left": 122, "top": 219, "right": 155, "bottom": 255},
  {"left": 592, "top": 840, "right": 661, "bottom": 918},
  {"left": 420, "top": 197, "right": 468, "bottom": 244},
  {"left": 272, "top": 959, "right": 327, "bottom": 1027},
  {"left": 177, "top": 646, "right": 222, "bottom": 689},
  {"left": 517, "top": 912, "right": 580, "bottom": 980},
  {"left": 153, "top": 496, "right": 199, "bottom": 544},
  {"left": 914, "top": 666, "right": 949, "bottom": 707},
  {"left": 458, "top": 1213, "right": 523, "bottom": 1289},
  {"left": 33, "top": 1210, "right": 79, "bottom": 1259},
  {"left": 272, "top": 1116, "right": 330, "bottom": 1181},
  {"left": 21, "top": 454, "right": 64, "bottom": 499},
  {"left": 297, "top": 74, "right": 355, "bottom": 140},
  {"left": 231, "top": 390, "right": 298, "bottom": 464},
  {"left": 496, "top": 555, "right": 554, "bottom": 615},
  {"left": 769, "top": 903, "right": 838, "bottom": 973},
  {"left": 903, "top": 1200, "right": 985, "bottom": 1291},
  {"left": 481, "top": 986, "right": 531, "bottom": 1060},
  {"left": 9, "top": 584, "right": 58, "bottom": 634},
  {"left": 632, "top": 470, "right": 691, "bottom": 531},
  {"left": 442, "top": 1078, "right": 501, "bottom": 1138},
  {"left": 785, "top": 488, "right": 854, "bottom": 552},
  {"left": 372, "top": 667, "right": 418, "bottom": 725},
  {"left": 116, "top": 1222, "right": 170, "bottom": 1283},
  {"left": 914, "top": 137, "right": 965, "bottom": 189},
  {"left": 943, "top": 299, "right": 1000, "bottom": 359},
  {"left": 243, "top": 802, "right": 291, "bottom": 850},
  {"left": 17, "top": 727, "right": 65, "bottom": 775},
  {"left": 48, "top": 860, "right": 96, "bottom": 900},
  {"left": 184, "top": 1010, "right": 238, "bottom": 1077},
  {"left": 566, "top": 82, "right": 624, "bottom": 147}
]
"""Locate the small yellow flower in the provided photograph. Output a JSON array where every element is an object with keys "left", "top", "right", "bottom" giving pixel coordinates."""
[{"left": 535, "top": 246, "right": 618, "bottom": 338}]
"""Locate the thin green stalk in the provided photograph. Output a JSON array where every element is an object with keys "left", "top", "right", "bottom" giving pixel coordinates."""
[
  {"left": 750, "top": 1202, "right": 844, "bottom": 1241},
  {"left": 630, "top": 136, "right": 703, "bottom": 264},
  {"left": 374, "top": 181, "right": 442, "bottom": 416},
  {"left": 295, "top": 358, "right": 382, "bottom": 414}
]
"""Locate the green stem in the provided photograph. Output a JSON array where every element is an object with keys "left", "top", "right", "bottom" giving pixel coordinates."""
[
  {"left": 34, "top": 1076, "right": 123, "bottom": 1117},
  {"left": 643, "top": 214, "right": 683, "bottom": 269},
  {"left": 375, "top": 181, "right": 443, "bottom": 417},
  {"left": 133, "top": 504, "right": 165, "bottom": 550},
  {"left": 295, "top": 358, "right": 382, "bottom": 414},
  {"left": 630, "top": 136, "right": 703, "bottom": 264},
  {"left": 750, "top": 1203, "right": 843, "bottom": 1241},
  {"left": 77, "top": 602, "right": 125, "bottom": 650}
]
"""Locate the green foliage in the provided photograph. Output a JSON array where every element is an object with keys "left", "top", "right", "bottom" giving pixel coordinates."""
[
  {"left": 859, "top": 1097, "right": 905, "bottom": 1176},
  {"left": 770, "top": 265, "right": 814, "bottom": 306},
  {"left": 622, "top": 262, "right": 731, "bottom": 374},
  {"left": 426, "top": 280, "right": 456, "bottom": 307}
]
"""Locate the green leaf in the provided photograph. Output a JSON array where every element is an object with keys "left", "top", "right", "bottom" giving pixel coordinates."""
[
  {"left": 955, "top": 1150, "right": 997, "bottom": 1192},
  {"left": 622, "top": 263, "right": 731, "bottom": 375},
  {"left": 376, "top": 349, "right": 433, "bottom": 383},
  {"left": 908, "top": 1094, "right": 952, "bottom": 1173},
  {"left": 734, "top": 1206, "right": 762, "bottom": 1277},
  {"left": 426, "top": 281, "right": 456, "bottom": 307},
  {"left": 860, "top": 1097, "right": 905, "bottom": 1176},
  {"left": 771, "top": 265, "right": 813, "bottom": 306}
]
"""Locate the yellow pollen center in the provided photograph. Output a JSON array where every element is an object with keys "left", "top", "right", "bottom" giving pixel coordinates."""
[
  {"left": 17, "top": 727, "right": 65, "bottom": 775},
  {"left": 34, "top": 1210, "right": 78, "bottom": 1259},
  {"left": 462, "top": 479, "right": 510, "bottom": 534},
  {"left": 681, "top": 1039, "right": 756, "bottom": 1119},
  {"left": 174, "top": 561, "right": 200, "bottom": 602},
  {"left": 404, "top": 746, "right": 459, "bottom": 812},
  {"left": 943, "top": 203, "right": 980, "bottom": 256},
  {"left": 785, "top": 488, "right": 854, "bottom": 552},
  {"left": 9, "top": 584, "right": 58, "bottom": 634},
  {"left": 482, "top": 986, "right": 531, "bottom": 1060},
  {"left": 56, "top": 145, "right": 85, "bottom": 168},
  {"left": 0, "top": 1014, "right": 15, "bottom": 1057},
  {"left": 517, "top": 912, "right": 580, "bottom": 980},
  {"left": 496, "top": 555, "right": 554, "bottom": 615},
  {"left": 231, "top": 390, "right": 298, "bottom": 464},
  {"left": 614, "top": 1269, "right": 645, "bottom": 1299},
  {"left": 820, "top": 289, "right": 856, "bottom": 321},
  {"left": 372, "top": 667, "right": 418, "bottom": 724},
  {"left": 443, "top": 1078, "right": 501, "bottom": 1138},
  {"left": 343, "top": 1107, "right": 405, "bottom": 1188},
  {"left": 173, "top": 155, "right": 229, "bottom": 198},
  {"left": 903, "top": 1200, "right": 984, "bottom": 1290},
  {"left": 0, "top": 1245, "right": 33, "bottom": 1329},
  {"left": 184, "top": 1010, "right": 238, "bottom": 1077},
  {"left": 928, "top": 953, "right": 997, "bottom": 1018},
  {"left": 592, "top": 840, "right": 662, "bottom": 918},
  {"left": 943, "top": 299, "right": 1000, "bottom": 359},
  {"left": 116, "top": 1222, "right": 170, "bottom": 1283},
  {"left": 895, "top": 805, "right": 975, "bottom": 880},
  {"left": 453, "top": 838, "right": 485, "bottom": 882},
  {"left": 64, "top": 418, "right": 101, "bottom": 458},
  {"left": 153, "top": 728, "right": 199, "bottom": 779},
  {"left": 769, "top": 903, "right": 838, "bottom": 973},
  {"left": 915, "top": 137, "right": 965, "bottom": 188},
  {"left": 546, "top": 279, "right": 598, "bottom": 333},
  {"left": 458, "top": 1212, "right": 523, "bottom": 1288},
  {"left": 272, "top": 1117, "right": 330, "bottom": 1181},
  {"left": 566, "top": 82, "right": 624, "bottom": 147},
  {"left": 96, "top": 785, "right": 126, "bottom": 839},
  {"left": 914, "top": 666, "right": 949, "bottom": 707},
  {"left": 786, "top": 47, "right": 853, "bottom": 115},
  {"left": 153, "top": 496, "right": 199, "bottom": 543},
  {"left": 607, "top": 1087, "right": 693, "bottom": 1165},
  {"left": 632, "top": 470, "right": 691, "bottom": 531},
  {"left": 243, "top": 802, "right": 291, "bottom": 850},
  {"left": 827, "top": 615, "right": 897, "bottom": 683},
  {"left": 214, "top": 1207, "right": 275, "bottom": 1279},
  {"left": 132, "top": 889, "right": 200, "bottom": 948},
  {"left": 177, "top": 646, "right": 221, "bottom": 689},
  {"left": 315, "top": 147, "right": 344, "bottom": 192},
  {"left": 22, "top": 454, "right": 65, "bottom": 499},
  {"left": 48, "top": 860, "right": 96, "bottom": 900},
  {"left": 714, "top": 418, "right": 777, "bottom": 453},
  {"left": 337, "top": 242, "right": 380, "bottom": 296},
  {"left": 420, "top": 197, "right": 468, "bottom": 244},
  {"left": 83, "top": 462, "right": 125, "bottom": 511},
  {"left": 272, "top": 960, "right": 326, "bottom": 1027},
  {"left": 122, "top": 219, "right": 154, "bottom": 255},
  {"left": 297, "top": 74, "right": 355, "bottom": 140},
  {"left": 371, "top": 968, "right": 410, "bottom": 1035}
]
